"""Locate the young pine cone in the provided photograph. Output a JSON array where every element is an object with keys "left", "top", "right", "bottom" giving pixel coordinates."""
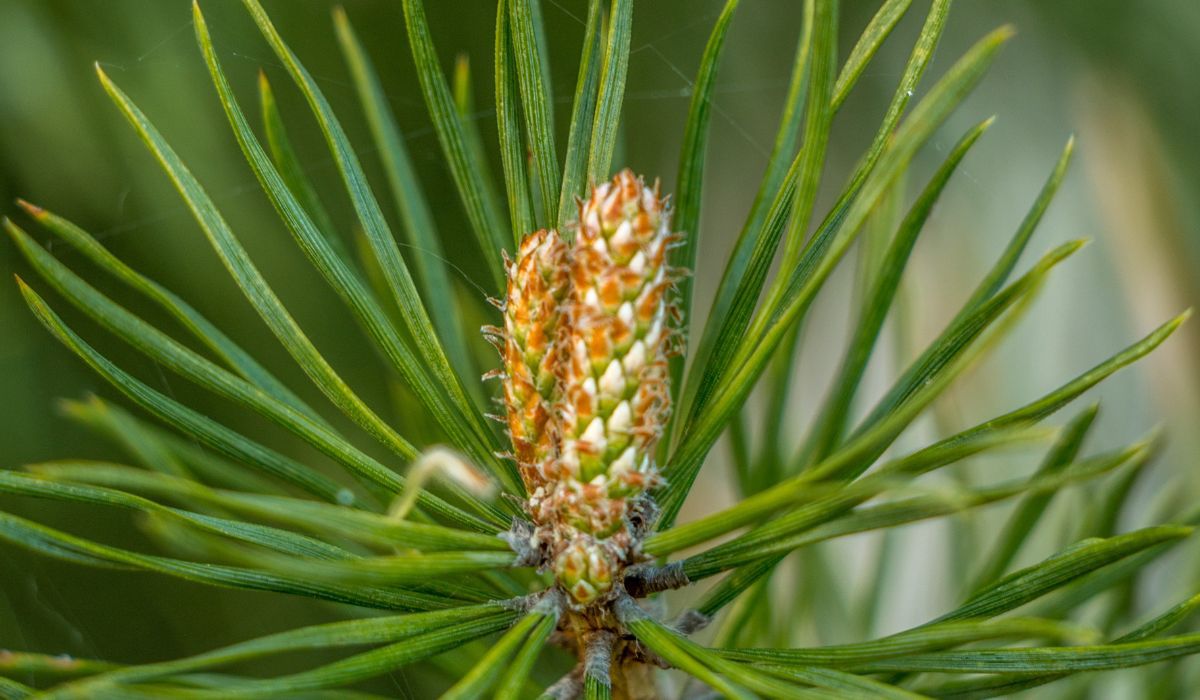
[
  {"left": 494, "top": 169, "right": 678, "bottom": 606},
  {"left": 491, "top": 229, "right": 570, "bottom": 490},
  {"left": 554, "top": 170, "right": 674, "bottom": 521}
]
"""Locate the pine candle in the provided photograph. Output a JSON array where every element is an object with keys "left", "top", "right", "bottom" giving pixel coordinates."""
[{"left": 495, "top": 169, "right": 678, "bottom": 606}]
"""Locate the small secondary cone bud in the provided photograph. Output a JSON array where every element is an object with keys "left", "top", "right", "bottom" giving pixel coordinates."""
[{"left": 554, "top": 535, "right": 618, "bottom": 607}]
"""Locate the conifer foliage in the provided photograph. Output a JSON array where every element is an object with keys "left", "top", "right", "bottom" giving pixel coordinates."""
[{"left": 2, "top": 0, "right": 1198, "bottom": 697}]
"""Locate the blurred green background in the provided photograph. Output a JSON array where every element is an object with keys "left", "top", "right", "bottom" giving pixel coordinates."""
[{"left": 2, "top": 0, "right": 1198, "bottom": 694}]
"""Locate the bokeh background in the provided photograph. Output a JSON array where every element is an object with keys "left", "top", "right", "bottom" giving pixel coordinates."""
[{"left": 2, "top": 0, "right": 1198, "bottom": 695}]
